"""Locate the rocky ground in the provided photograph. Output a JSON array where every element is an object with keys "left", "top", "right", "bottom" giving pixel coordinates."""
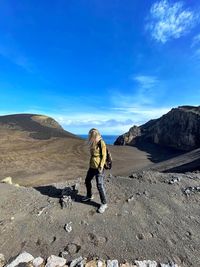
[{"left": 1, "top": 170, "right": 200, "bottom": 267}]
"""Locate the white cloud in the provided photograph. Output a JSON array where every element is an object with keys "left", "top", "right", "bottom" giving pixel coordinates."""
[
  {"left": 0, "top": 74, "right": 171, "bottom": 135},
  {"left": 147, "top": 0, "right": 199, "bottom": 43}
]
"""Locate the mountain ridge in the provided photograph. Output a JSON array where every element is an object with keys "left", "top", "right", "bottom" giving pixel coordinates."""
[
  {"left": 0, "top": 113, "right": 78, "bottom": 140},
  {"left": 114, "top": 105, "right": 200, "bottom": 151}
]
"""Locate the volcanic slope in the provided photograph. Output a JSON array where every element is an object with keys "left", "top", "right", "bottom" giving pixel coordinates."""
[{"left": 0, "top": 114, "right": 155, "bottom": 186}]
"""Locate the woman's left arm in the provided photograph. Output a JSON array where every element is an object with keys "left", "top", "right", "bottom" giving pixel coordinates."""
[{"left": 99, "top": 140, "right": 107, "bottom": 172}]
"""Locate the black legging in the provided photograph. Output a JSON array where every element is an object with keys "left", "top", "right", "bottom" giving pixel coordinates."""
[{"left": 85, "top": 168, "right": 107, "bottom": 204}]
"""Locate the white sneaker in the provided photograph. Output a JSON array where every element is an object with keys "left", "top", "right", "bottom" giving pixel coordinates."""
[
  {"left": 82, "top": 195, "right": 94, "bottom": 202},
  {"left": 98, "top": 204, "right": 108, "bottom": 213}
]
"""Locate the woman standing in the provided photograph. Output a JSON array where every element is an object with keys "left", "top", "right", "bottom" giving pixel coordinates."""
[{"left": 82, "top": 128, "right": 108, "bottom": 213}]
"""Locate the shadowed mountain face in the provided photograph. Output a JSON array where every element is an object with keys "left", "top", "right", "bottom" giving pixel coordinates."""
[
  {"left": 0, "top": 114, "right": 78, "bottom": 140},
  {"left": 114, "top": 106, "right": 200, "bottom": 151}
]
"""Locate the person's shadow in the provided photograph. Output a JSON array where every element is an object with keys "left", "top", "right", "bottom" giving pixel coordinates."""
[{"left": 34, "top": 185, "right": 100, "bottom": 208}]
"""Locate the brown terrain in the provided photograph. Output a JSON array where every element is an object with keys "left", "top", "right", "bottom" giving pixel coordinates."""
[
  {"left": 0, "top": 112, "right": 200, "bottom": 267},
  {"left": 0, "top": 114, "right": 167, "bottom": 186}
]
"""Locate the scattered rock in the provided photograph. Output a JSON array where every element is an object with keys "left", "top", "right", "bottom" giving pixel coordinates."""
[
  {"left": 1, "top": 177, "right": 13, "bottom": 185},
  {"left": 160, "top": 263, "right": 178, "bottom": 267},
  {"left": 60, "top": 196, "right": 73, "bottom": 209},
  {"left": 85, "top": 260, "right": 97, "bottom": 267},
  {"left": 60, "top": 185, "right": 79, "bottom": 208},
  {"left": 183, "top": 186, "right": 200, "bottom": 195},
  {"left": 70, "top": 256, "right": 84, "bottom": 267},
  {"left": 127, "top": 195, "right": 134, "bottom": 202},
  {"left": 46, "top": 255, "right": 66, "bottom": 267},
  {"left": 120, "top": 263, "right": 137, "bottom": 267},
  {"left": 0, "top": 254, "right": 5, "bottom": 267},
  {"left": 168, "top": 177, "right": 181, "bottom": 184},
  {"left": 7, "top": 252, "right": 34, "bottom": 267},
  {"left": 59, "top": 251, "right": 69, "bottom": 260},
  {"left": 0, "top": 177, "right": 19, "bottom": 187},
  {"left": 37, "top": 206, "right": 49, "bottom": 216},
  {"left": 97, "top": 260, "right": 106, "bottom": 267},
  {"left": 135, "top": 260, "right": 157, "bottom": 267},
  {"left": 64, "top": 222, "right": 72, "bottom": 233},
  {"left": 136, "top": 233, "right": 145, "bottom": 240},
  {"left": 107, "top": 260, "right": 119, "bottom": 267},
  {"left": 33, "top": 257, "right": 45, "bottom": 267},
  {"left": 129, "top": 173, "right": 138, "bottom": 179}
]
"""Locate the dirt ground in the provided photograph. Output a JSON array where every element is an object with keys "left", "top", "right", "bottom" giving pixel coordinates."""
[
  {"left": 1, "top": 121, "right": 200, "bottom": 267},
  {"left": 1, "top": 171, "right": 200, "bottom": 266},
  {"left": 0, "top": 129, "right": 155, "bottom": 186}
]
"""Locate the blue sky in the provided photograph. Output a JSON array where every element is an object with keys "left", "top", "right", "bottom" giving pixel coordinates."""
[{"left": 0, "top": 0, "right": 200, "bottom": 134}]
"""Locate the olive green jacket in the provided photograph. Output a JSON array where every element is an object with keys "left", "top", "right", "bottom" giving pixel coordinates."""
[{"left": 89, "top": 139, "right": 107, "bottom": 169}]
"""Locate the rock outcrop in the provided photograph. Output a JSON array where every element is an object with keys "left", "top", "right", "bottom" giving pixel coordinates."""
[{"left": 114, "top": 106, "right": 200, "bottom": 151}]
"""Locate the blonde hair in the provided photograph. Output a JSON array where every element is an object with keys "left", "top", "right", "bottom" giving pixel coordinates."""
[{"left": 88, "top": 128, "right": 102, "bottom": 148}]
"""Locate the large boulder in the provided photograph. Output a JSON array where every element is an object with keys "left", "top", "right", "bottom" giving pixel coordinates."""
[{"left": 114, "top": 106, "right": 200, "bottom": 151}]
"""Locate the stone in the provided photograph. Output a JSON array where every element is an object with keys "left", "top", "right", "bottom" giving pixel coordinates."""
[
  {"left": 136, "top": 233, "right": 145, "bottom": 240},
  {"left": 120, "top": 263, "right": 137, "bottom": 267},
  {"left": 64, "top": 222, "right": 72, "bottom": 233},
  {"left": 97, "top": 260, "right": 106, "bottom": 267},
  {"left": 135, "top": 261, "right": 157, "bottom": 267},
  {"left": 0, "top": 254, "right": 5, "bottom": 267},
  {"left": 46, "top": 255, "right": 66, "bottom": 267},
  {"left": 85, "top": 260, "right": 97, "bottom": 267},
  {"left": 1, "top": 177, "right": 13, "bottom": 184},
  {"left": 169, "top": 178, "right": 180, "bottom": 185},
  {"left": 70, "top": 257, "right": 83, "bottom": 267},
  {"left": 160, "top": 263, "right": 178, "bottom": 267},
  {"left": 59, "top": 251, "right": 69, "bottom": 260},
  {"left": 60, "top": 196, "right": 72, "bottom": 209},
  {"left": 33, "top": 257, "right": 45, "bottom": 267},
  {"left": 127, "top": 196, "right": 134, "bottom": 202},
  {"left": 7, "top": 252, "right": 34, "bottom": 267},
  {"left": 107, "top": 260, "right": 119, "bottom": 267},
  {"left": 183, "top": 186, "right": 200, "bottom": 195},
  {"left": 129, "top": 173, "right": 138, "bottom": 179}
]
